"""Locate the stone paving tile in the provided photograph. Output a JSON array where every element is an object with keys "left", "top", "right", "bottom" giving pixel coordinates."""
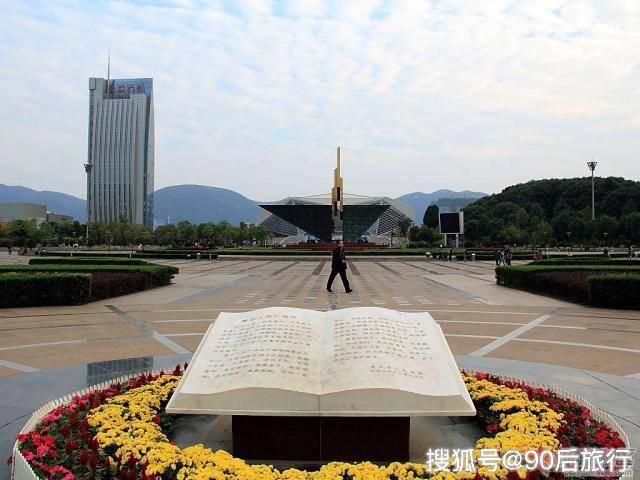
[
  {"left": 544, "top": 313, "right": 640, "bottom": 331},
  {"left": 442, "top": 336, "right": 494, "bottom": 355},
  {"left": 0, "top": 337, "right": 173, "bottom": 369},
  {"left": 0, "top": 365, "right": 20, "bottom": 378},
  {"left": 438, "top": 322, "right": 519, "bottom": 337},
  {"left": 168, "top": 334, "right": 206, "bottom": 352},
  {"left": 519, "top": 326, "right": 640, "bottom": 350},
  {"left": 487, "top": 341, "right": 640, "bottom": 375},
  {"left": 430, "top": 310, "right": 537, "bottom": 323},
  {"left": 0, "top": 322, "right": 143, "bottom": 348}
]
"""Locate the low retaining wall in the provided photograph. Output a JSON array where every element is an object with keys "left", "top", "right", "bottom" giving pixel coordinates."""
[{"left": 11, "top": 370, "right": 633, "bottom": 479}]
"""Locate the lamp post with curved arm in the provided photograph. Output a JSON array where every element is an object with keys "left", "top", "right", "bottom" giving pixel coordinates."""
[{"left": 587, "top": 161, "right": 597, "bottom": 221}]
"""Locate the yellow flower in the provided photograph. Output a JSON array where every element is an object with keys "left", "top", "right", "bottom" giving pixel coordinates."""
[{"left": 86, "top": 372, "right": 567, "bottom": 480}]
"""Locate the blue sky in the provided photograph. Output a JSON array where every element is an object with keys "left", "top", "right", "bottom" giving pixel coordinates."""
[{"left": 1, "top": 0, "right": 639, "bottom": 200}]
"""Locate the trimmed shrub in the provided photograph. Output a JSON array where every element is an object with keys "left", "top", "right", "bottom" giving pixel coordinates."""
[
  {"left": 29, "top": 257, "right": 179, "bottom": 274},
  {"left": 0, "top": 264, "right": 175, "bottom": 301},
  {"left": 496, "top": 264, "right": 640, "bottom": 305},
  {"left": 588, "top": 274, "right": 640, "bottom": 309},
  {"left": 42, "top": 251, "right": 216, "bottom": 261},
  {"left": 530, "top": 258, "right": 640, "bottom": 266},
  {"left": 463, "top": 252, "right": 532, "bottom": 261},
  {"left": 0, "top": 272, "right": 91, "bottom": 307},
  {"left": 90, "top": 271, "right": 152, "bottom": 300},
  {"left": 30, "top": 257, "right": 150, "bottom": 266}
]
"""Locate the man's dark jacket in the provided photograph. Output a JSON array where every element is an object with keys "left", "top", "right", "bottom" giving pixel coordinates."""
[{"left": 331, "top": 247, "right": 347, "bottom": 271}]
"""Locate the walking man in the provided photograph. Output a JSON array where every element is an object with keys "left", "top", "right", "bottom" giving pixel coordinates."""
[{"left": 327, "top": 240, "right": 352, "bottom": 293}]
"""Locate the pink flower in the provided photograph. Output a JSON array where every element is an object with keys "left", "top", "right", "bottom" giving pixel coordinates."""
[
  {"left": 43, "top": 411, "right": 62, "bottom": 423},
  {"left": 36, "top": 443, "right": 50, "bottom": 457}
]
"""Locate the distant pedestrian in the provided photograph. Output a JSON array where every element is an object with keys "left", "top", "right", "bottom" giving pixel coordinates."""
[
  {"left": 628, "top": 246, "right": 633, "bottom": 260},
  {"left": 506, "top": 250, "right": 513, "bottom": 265},
  {"left": 495, "top": 250, "right": 500, "bottom": 266},
  {"left": 327, "top": 240, "right": 352, "bottom": 293},
  {"left": 448, "top": 248, "right": 453, "bottom": 261},
  {"left": 499, "top": 250, "right": 506, "bottom": 266}
]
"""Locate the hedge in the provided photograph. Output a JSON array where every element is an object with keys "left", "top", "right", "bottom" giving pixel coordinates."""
[
  {"left": 496, "top": 265, "right": 640, "bottom": 305},
  {"left": 0, "top": 272, "right": 92, "bottom": 307},
  {"left": 28, "top": 257, "right": 179, "bottom": 274},
  {"left": 30, "top": 257, "right": 149, "bottom": 266},
  {"left": 588, "top": 274, "right": 640, "bottom": 309},
  {"left": 530, "top": 258, "right": 640, "bottom": 266},
  {"left": 0, "top": 265, "right": 175, "bottom": 301},
  {"left": 41, "top": 251, "right": 218, "bottom": 260}
]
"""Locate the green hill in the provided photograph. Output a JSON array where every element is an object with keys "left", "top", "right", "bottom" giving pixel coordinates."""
[{"left": 463, "top": 177, "right": 640, "bottom": 245}]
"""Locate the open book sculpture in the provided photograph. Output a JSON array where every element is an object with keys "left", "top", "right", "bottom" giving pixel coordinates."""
[{"left": 166, "top": 306, "right": 475, "bottom": 417}]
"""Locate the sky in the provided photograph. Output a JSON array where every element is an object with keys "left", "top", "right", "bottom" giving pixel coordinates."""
[{"left": 1, "top": 0, "right": 639, "bottom": 201}]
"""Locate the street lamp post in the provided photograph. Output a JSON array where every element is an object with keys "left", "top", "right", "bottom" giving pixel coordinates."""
[
  {"left": 587, "top": 161, "right": 597, "bottom": 221},
  {"left": 84, "top": 163, "right": 93, "bottom": 246}
]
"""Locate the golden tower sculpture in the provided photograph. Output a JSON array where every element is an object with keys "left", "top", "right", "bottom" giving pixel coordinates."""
[{"left": 331, "top": 147, "right": 344, "bottom": 220}]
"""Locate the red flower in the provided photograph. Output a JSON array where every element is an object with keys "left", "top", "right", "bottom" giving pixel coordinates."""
[
  {"left": 65, "top": 438, "right": 78, "bottom": 455},
  {"left": 22, "top": 449, "right": 35, "bottom": 461},
  {"left": 79, "top": 450, "right": 90, "bottom": 465}
]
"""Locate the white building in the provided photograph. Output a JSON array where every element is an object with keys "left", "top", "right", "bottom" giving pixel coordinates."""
[
  {"left": 0, "top": 203, "right": 47, "bottom": 226},
  {"left": 87, "top": 77, "right": 154, "bottom": 228}
]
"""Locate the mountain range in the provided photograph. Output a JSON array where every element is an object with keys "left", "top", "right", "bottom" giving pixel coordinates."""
[{"left": 0, "top": 184, "right": 486, "bottom": 225}]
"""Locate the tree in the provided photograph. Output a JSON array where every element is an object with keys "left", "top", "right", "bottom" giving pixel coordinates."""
[
  {"left": 498, "top": 225, "right": 525, "bottom": 245},
  {"left": 397, "top": 218, "right": 413, "bottom": 240},
  {"left": 155, "top": 225, "right": 178, "bottom": 246},
  {"left": 36, "top": 222, "right": 57, "bottom": 246},
  {"left": 9, "top": 219, "right": 37, "bottom": 247},
  {"left": 131, "top": 224, "right": 153, "bottom": 245},
  {"left": 464, "top": 176, "right": 640, "bottom": 244},
  {"left": 197, "top": 222, "right": 218, "bottom": 246},
  {"left": 416, "top": 226, "right": 443, "bottom": 245},
  {"left": 218, "top": 221, "right": 235, "bottom": 246},
  {"left": 619, "top": 212, "right": 640, "bottom": 243},
  {"left": 177, "top": 220, "right": 197, "bottom": 245},
  {"left": 423, "top": 204, "right": 439, "bottom": 228}
]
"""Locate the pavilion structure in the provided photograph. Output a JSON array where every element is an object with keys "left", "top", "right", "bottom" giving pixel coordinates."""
[{"left": 259, "top": 149, "right": 412, "bottom": 242}]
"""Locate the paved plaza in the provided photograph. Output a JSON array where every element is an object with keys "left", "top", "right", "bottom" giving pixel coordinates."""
[
  {"left": 1, "top": 255, "right": 639, "bottom": 377},
  {"left": 1, "top": 255, "right": 640, "bottom": 476}
]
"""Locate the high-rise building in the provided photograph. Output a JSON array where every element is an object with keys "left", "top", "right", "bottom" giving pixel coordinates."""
[{"left": 86, "top": 77, "right": 154, "bottom": 228}]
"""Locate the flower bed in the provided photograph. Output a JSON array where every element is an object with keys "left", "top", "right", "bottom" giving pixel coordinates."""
[{"left": 10, "top": 366, "right": 628, "bottom": 480}]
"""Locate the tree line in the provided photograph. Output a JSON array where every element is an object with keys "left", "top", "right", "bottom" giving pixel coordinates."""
[
  {"left": 462, "top": 177, "right": 640, "bottom": 246},
  {"left": 0, "top": 218, "right": 270, "bottom": 248}
]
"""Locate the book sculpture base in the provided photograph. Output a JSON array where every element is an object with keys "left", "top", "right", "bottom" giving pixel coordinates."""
[
  {"left": 233, "top": 416, "right": 409, "bottom": 461},
  {"left": 166, "top": 307, "right": 475, "bottom": 462}
]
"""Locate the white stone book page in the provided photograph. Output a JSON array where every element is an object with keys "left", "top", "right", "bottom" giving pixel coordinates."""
[
  {"left": 317, "top": 308, "right": 474, "bottom": 415},
  {"left": 320, "top": 308, "right": 459, "bottom": 396},
  {"left": 178, "top": 308, "right": 323, "bottom": 395}
]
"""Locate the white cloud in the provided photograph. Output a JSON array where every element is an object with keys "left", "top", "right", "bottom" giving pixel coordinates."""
[{"left": 0, "top": 0, "right": 638, "bottom": 202}]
